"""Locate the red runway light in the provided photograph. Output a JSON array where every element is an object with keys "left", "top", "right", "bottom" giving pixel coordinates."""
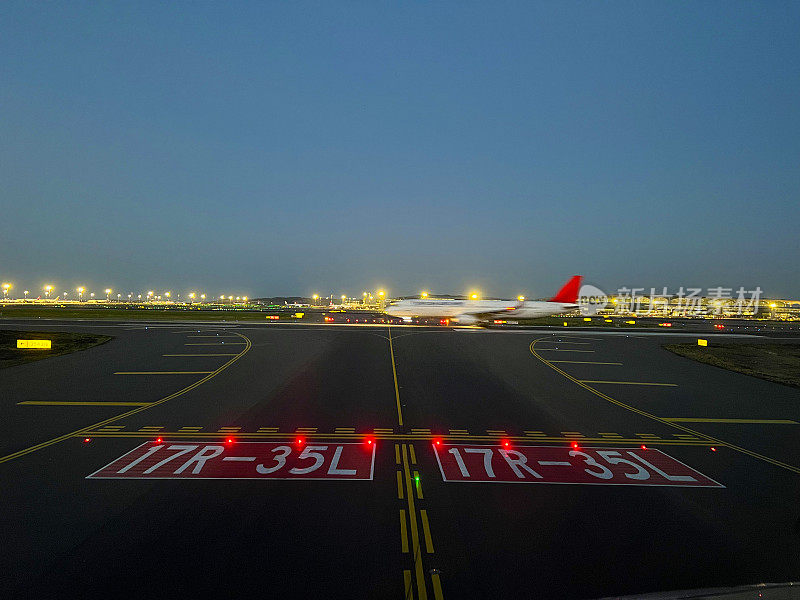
[
  {"left": 502, "top": 439, "right": 511, "bottom": 448},
  {"left": 571, "top": 442, "right": 579, "bottom": 449},
  {"left": 155, "top": 437, "right": 163, "bottom": 444},
  {"left": 640, "top": 445, "right": 647, "bottom": 450},
  {"left": 434, "top": 439, "right": 442, "bottom": 446},
  {"left": 710, "top": 447, "right": 717, "bottom": 452},
  {"left": 226, "top": 438, "right": 234, "bottom": 444},
  {"left": 296, "top": 437, "right": 305, "bottom": 446},
  {"left": 82, "top": 437, "right": 91, "bottom": 444},
  {"left": 365, "top": 437, "right": 374, "bottom": 447}
]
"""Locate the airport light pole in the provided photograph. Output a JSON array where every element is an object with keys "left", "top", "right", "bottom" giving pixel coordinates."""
[
  {"left": 105, "top": 288, "right": 112, "bottom": 301},
  {"left": 77, "top": 287, "right": 85, "bottom": 301},
  {"left": 44, "top": 285, "right": 53, "bottom": 299},
  {"left": 2, "top": 283, "right": 11, "bottom": 300}
]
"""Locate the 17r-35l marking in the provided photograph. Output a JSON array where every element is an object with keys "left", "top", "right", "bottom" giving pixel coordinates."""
[
  {"left": 433, "top": 444, "right": 723, "bottom": 487},
  {"left": 87, "top": 441, "right": 376, "bottom": 480}
]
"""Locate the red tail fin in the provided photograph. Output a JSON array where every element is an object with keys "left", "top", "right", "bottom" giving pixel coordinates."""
[{"left": 549, "top": 276, "right": 582, "bottom": 303}]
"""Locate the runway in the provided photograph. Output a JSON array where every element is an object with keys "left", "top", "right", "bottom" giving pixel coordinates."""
[{"left": 2, "top": 319, "right": 799, "bottom": 598}]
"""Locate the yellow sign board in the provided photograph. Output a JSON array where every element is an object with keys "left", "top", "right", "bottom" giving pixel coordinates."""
[
  {"left": 583, "top": 317, "right": 592, "bottom": 322},
  {"left": 17, "top": 339, "right": 52, "bottom": 349},
  {"left": 697, "top": 339, "right": 708, "bottom": 347}
]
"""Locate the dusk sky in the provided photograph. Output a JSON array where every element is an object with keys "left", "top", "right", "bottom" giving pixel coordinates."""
[{"left": 2, "top": 2, "right": 799, "bottom": 299}]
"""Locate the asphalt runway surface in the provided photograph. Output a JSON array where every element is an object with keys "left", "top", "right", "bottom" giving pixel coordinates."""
[{"left": 2, "top": 320, "right": 799, "bottom": 599}]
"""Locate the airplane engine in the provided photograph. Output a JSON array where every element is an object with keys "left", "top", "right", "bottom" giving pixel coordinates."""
[{"left": 453, "top": 313, "right": 479, "bottom": 325}]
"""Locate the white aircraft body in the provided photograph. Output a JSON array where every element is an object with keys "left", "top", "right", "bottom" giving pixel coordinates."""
[{"left": 386, "top": 276, "right": 582, "bottom": 325}]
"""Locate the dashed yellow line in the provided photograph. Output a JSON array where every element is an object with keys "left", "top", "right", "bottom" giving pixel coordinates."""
[
  {"left": 404, "top": 571, "right": 413, "bottom": 599},
  {"left": 17, "top": 401, "right": 151, "bottom": 406},
  {"left": 420, "top": 509, "right": 434, "bottom": 553},
  {"left": 663, "top": 418, "right": 799, "bottom": 424},
  {"left": 397, "top": 470, "right": 405, "bottom": 499},
  {"left": 400, "top": 510, "right": 409, "bottom": 553},
  {"left": 549, "top": 360, "right": 622, "bottom": 365},
  {"left": 402, "top": 444, "right": 427, "bottom": 600},
  {"left": 409, "top": 444, "right": 417, "bottom": 465},
  {"left": 114, "top": 371, "right": 214, "bottom": 375},
  {"left": 163, "top": 354, "right": 238, "bottom": 357},
  {"left": 579, "top": 380, "right": 677, "bottom": 386}
]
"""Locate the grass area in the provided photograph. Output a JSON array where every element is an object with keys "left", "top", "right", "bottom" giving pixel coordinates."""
[
  {"left": 664, "top": 343, "right": 800, "bottom": 388},
  {"left": 0, "top": 330, "right": 112, "bottom": 369}
]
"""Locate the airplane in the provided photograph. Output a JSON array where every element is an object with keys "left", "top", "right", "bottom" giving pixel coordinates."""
[{"left": 385, "top": 276, "right": 582, "bottom": 325}]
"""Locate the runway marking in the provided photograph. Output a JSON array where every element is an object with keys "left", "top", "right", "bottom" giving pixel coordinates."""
[
  {"left": 535, "top": 348, "right": 595, "bottom": 352},
  {"left": 401, "top": 444, "right": 428, "bottom": 599},
  {"left": 336, "top": 427, "right": 355, "bottom": 433},
  {"left": 420, "top": 510, "right": 434, "bottom": 553},
  {"left": 395, "top": 444, "right": 401, "bottom": 465},
  {"left": 524, "top": 431, "right": 547, "bottom": 437},
  {"left": 449, "top": 429, "right": 468, "bottom": 435},
  {"left": 387, "top": 326, "right": 404, "bottom": 427},
  {"left": 187, "top": 336, "right": 241, "bottom": 338},
  {"left": 411, "top": 428, "right": 431, "bottom": 435},
  {"left": 397, "top": 471, "right": 405, "bottom": 499},
  {"left": 17, "top": 401, "right": 152, "bottom": 406},
  {"left": 400, "top": 510, "right": 409, "bottom": 552},
  {"left": 296, "top": 427, "right": 318, "bottom": 433},
  {"left": 560, "top": 431, "right": 585, "bottom": 438},
  {"left": 218, "top": 427, "right": 241, "bottom": 432},
  {"left": 114, "top": 371, "right": 214, "bottom": 375},
  {"left": 548, "top": 361, "right": 623, "bottom": 365},
  {"left": 486, "top": 430, "right": 507, "bottom": 436},
  {"left": 598, "top": 433, "right": 623, "bottom": 438},
  {"left": 529, "top": 337, "right": 800, "bottom": 475},
  {"left": 579, "top": 380, "right": 677, "bottom": 387},
  {"left": 258, "top": 427, "right": 279, "bottom": 433},
  {"left": 0, "top": 332, "right": 252, "bottom": 465},
  {"left": 185, "top": 343, "right": 245, "bottom": 346},
  {"left": 374, "top": 428, "right": 394, "bottom": 434},
  {"left": 404, "top": 570, "right": 413, "bottom": 599},
  {"left": 409, "top": 445, "right": 417, "bottom": 465},
  {"left": 163, "top": 353, "right": 238, "bottom": 357},
  {"left": 138, "top": 426, "right": 164, "bottom": 431},
  {"left": 636, "top": 433, "right": 662, "bottom": 438},
  {"left": 179, "top": 427, "right": 203, "bottom": 432},
  {"left": 663, "top": 418, "right": 799, "bottom": 424}
]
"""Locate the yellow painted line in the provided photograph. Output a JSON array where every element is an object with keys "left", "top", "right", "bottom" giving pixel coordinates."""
[
  {"left": 17, "top": 401, "right": 151, "bottom": 406},
  {"left": 404, "top": 570, "right": 413, "bottom": 599},
  {"left": 138, "top": 427, "right": 163, "bottom": 431},
  {"left": 397, "top": 470, "right": 404, "bottom": 499},
  {"left": 395, "top": 444, "right": 401, "bottom": 465},
  {"left": 663, "top": 418, "right": 799, "bottom": 424},
  {"left": 187, "top": 336, "right": 241, "bottom": 338},
  {"left": 185, "top": 343, "right": 245, "bottom": 346},
  {"left": 414, "top": 470, "right": 423, "bottom": 499},
  {"left": 420, "top": 509, "right": 434, "bottom": 553},
  {"left": 529, "top": 338, "right": 800, "bottom": 475},
  {"left": 400, "top": 510, "right": 410, "bottom": 553},
  {"left": 374, "top": 428, "right": 394, "bottom": 433},
  {"left": 335, "top": 427, "right": 355, "bottom": 433},
  {"left": 524, "top": 430, "right": 547, "bottom": 436},
  {"left": 296, "top": 427, "right": 318, "bottom": 432},
  {"left": 411, "top": 428, "right": 431, "bottom": 434},
  {"left": 114, "top": 371, "right": 214, "bottom": 375},
  {"left": 549, "top": 361, "right": 622, "bottom": 365},
  {"left": 163, "top": 354, "right": 238, "bottom": 357},
  {"left": 449, "top": 429, "right": 468, "bottom": 435},
  {"left": 258, "top": 427, "right": 279, "bottom": 432},
  {"left": 536, "top": 348, "right": 595, "bottom": 352},
  {"left": 580, "top": 380, "right": 677, "bottom": 387},
  {"left": 387, "top": 327, "right": 404, "bottom": 426},
  {"left": 179, "top": 427, "right": 203, "bottom": 431},
  {"left": 636, "top": 433, "right": 661, "bottom": 438},
  {"left": 598, "top": 433, "right": 624, "bottom": 438},
  {"left": 409, "top": 444, "right": 417, "bottom": 465},
  {"left": 402, "top": 444, "right": 428, "bottom": 600},
  {"left": 561, "top": 432, "right": 585, "bottom": 437},
  {"left": 431, "top": 572, "right": 444, "bottom": 600},
  {"left": 0, "top": 331, "right": 252, "bottom": 466}
]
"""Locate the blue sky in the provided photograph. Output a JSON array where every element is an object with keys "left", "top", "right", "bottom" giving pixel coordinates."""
[{"left": 2, "top": 2, "right": 799, "bottom": 298}]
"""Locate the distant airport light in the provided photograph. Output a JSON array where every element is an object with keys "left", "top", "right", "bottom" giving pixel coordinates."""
[
  {"left": 502, "top": 439, "right": 511, "bottom": 448},
  {"left": 517, "top": 296, "right": 525, "bottom": 302},
  {"left": 82, "top": 437, "right": 91, "bottom": 444},
  {"left": 710, "top": 447, "right": 717, "bottom": 452},
  {"left": 434, "top": 439, "right": 442, "bottom": 446},
  {"left": 225, "top": 438, "right": 235, "bottom": 445},
  {"left": 421, "top": 291, "right": 428, "bottom": 299},
  {"left": 365, "top": 437, "right": 374, "bottom": 447},
  {"left": 296, "top": 437, "right": 305, "bottom": 447},
  {"left": 155, "top": 437, "right": 163, "bottom": 444},
  {"left": 571, "top": 442, "right": 579, "bottom": 449},
  {"left": 640, "top": 445, "right": 648, "bottom": 450},
  {"left": 470, "top": 292, "right": 479, "bottom": 300}
]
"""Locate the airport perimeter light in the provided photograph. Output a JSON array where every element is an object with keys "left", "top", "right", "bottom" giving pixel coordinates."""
[
  {"left": 24, "top": 290, "right": 29, "bottom": 299},
  {"left": 518, "top": 295, "right": 525, "bottom": 302},
  {"left": 105, "top": 288, "right": 112, "bottom": 300},
  {"left": 470, "top": 292, "right": 479, "bottom": 300},
  {"left": 421, "top": 291, "right": 428, "bottom": 298},
  {"left": 312, "top": 294, "right": 319, "bottom": 305},
  {"left": 44, "top": 285, "right": 53, "bottom": 298},
  {"left": 2, "top": 283, "right": 11, "bottom": 299},
  {"left": 77, "top": 286, "right": 85, "bottom": 300},
  {"left": 200, "top": 294, "right": 205, "bottom": 300}
]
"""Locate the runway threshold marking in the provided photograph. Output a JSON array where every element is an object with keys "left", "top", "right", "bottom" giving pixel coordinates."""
[
  {"left": 0, "top": 332, "right": 252, "bottom": 465},
  {"left": 17, "top": 401, "right": 151, "bottom": 406},
  {"left": 529, "top": 337, "right": 800, "bottom": 475},
  {"left": 579, "top": 380, "right": 677, "bottom": 387},
  {"left": 535, "top": 348, "right": 595, "bottom": 352},
  {"left": 662, "top": 418, "right": 799, "bottom": 425},
  {"left": 387, "top": 326, "right": 404, "bottom": 427}
]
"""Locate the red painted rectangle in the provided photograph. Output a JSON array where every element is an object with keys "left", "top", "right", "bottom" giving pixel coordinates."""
[
  {"left": 87, "top": 441, "right": 376, "bottom": 480},
  {"left": 433, "top": 444, "right": 723, "bottom": 487}
]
